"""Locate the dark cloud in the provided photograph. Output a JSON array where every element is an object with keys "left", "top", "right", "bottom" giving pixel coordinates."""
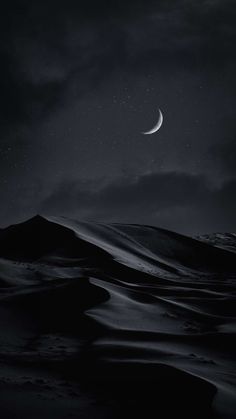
[
  {"left": 39, "top": 171, "right": 236, "bottom": 234},
  {"left": 209, "top": 137, "right": 236, "bottom": 176},
  {"left": 1, "top": 169, "right": 236, "bottom": 234},
  {"left": 1, "top": 0, "right": 235, "bottom": 131}
]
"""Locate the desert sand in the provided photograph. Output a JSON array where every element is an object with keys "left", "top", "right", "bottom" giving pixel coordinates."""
[{"left": 0, "top": 215, "right": 235, "bottom": 418}]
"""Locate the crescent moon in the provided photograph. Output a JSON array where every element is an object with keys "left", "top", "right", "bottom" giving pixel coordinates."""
[{"left": 142, "top": 109, "right": 163, "bottom": 135}]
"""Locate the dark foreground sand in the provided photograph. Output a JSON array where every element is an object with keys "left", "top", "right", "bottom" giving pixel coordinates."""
[{"left": 0, "top": 215, "right": 235, "bottom": 418}]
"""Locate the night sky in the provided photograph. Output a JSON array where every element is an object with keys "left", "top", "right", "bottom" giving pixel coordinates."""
[{"left": 1, "top": 0, "right": 236, "bottom": 234}]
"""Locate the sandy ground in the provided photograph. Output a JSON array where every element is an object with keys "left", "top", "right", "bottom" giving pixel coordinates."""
[{"left": 0, "top": 215, "right": 235, "bottom": 418}]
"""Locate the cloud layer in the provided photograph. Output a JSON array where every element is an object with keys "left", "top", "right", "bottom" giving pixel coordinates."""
[{"left": 38, "top": 171, "right": 236, "bottom": 233}]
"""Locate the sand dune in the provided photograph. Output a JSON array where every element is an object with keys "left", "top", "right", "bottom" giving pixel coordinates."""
[{"left": 0, "top": 215, "right": 235, "bottom": 418}]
